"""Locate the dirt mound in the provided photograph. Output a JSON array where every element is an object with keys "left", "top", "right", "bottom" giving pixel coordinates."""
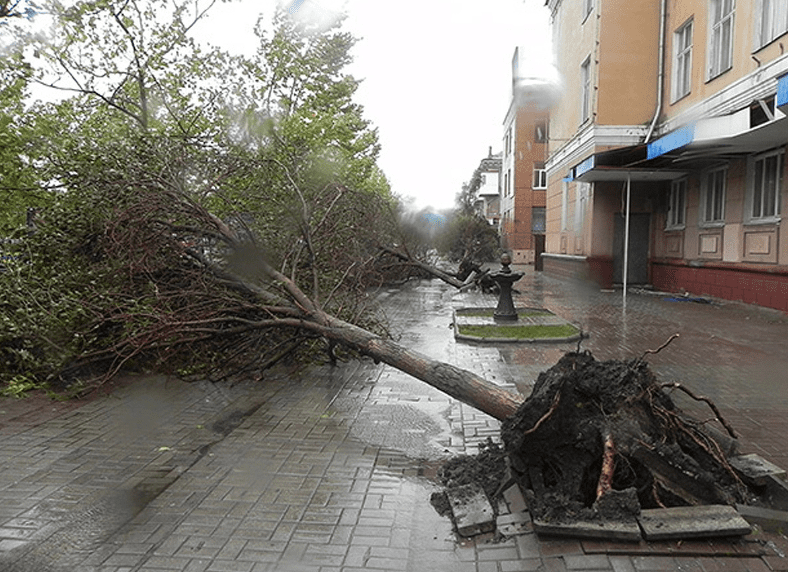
[{"left": 430, "top": 439, "right": 507, "bottom": 518}]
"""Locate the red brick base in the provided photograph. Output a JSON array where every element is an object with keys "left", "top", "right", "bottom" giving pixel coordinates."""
[{"left": 651, "top": 259, "right": 788, "bottom": 313}]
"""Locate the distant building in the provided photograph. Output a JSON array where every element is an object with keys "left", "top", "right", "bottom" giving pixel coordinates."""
[
  {"left": 543, "top": 0, "right": 788, "bottom": 311},
  {"left": 501, "top": 47, "right": 550, "bottom": 267},
  {"left": 470, "top": 148, "right": 502, "bottom": 227}
]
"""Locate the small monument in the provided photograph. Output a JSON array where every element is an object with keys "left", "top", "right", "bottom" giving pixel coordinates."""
[{"left": 491, "top": 253, "right": 524, "bottom": 322}]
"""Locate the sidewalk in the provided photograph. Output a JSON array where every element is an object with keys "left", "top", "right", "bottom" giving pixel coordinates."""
[{"left": 0, "top": 269, "right": 787, "bottom": 571}]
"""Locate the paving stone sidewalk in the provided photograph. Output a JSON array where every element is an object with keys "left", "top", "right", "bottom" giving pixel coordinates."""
[{"left": 0, "top": 272, "right": 787, "bottom": 571}]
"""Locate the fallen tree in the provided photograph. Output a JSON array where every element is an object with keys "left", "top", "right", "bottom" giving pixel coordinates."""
[{"left": 0, "top": 144, "right": 523, "bottom": 420}]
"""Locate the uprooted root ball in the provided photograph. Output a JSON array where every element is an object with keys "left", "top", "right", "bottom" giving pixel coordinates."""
[{"left": 501, "top": 351, "right": 755, "bottom": 523}]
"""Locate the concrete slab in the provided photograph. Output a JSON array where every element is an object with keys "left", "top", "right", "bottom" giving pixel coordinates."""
[
  {"left": 638, "top": 505, "right": 752, "bottom": 540},
  {"left": 736, "top": 504, "right": 788, "bottom": 533},
  {"left": 496, "top": 512, "right": 532, "bottom": 536},
  {"left": 532, "top": 516, "right": 642, "bottom": 541},
  {"left": 730, "top": 454, "right": 786, "bottom": 485},
  {"left": 763, "top": 474, "right": 788, "bottom": 511},
  {"left": 502, "top": 483, "right": 528, "bottom": 514},
  {"left": 446, "top": 484, "right": 495, "bottom": 537}
]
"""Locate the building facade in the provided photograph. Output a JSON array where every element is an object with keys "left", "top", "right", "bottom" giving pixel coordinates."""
[
  {"left": 543, "top": 0, "right": 788, "bottom": 311},
  {"left": 470, "top": 149, "right": 502, "bottom": 227},
  {"left": 501, "top": 48, "right": 550, "bottom": 266}
]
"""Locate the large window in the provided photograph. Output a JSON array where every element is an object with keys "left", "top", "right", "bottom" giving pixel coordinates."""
[
  {"left": 580, "top": 57, "right": 591, "bottom": 123},
  {"left": 667, "top": 179, "right": 687, "bottom": 229},
  {"left": 751, "top": 149, "right": 784, "bottom": 220},
  {"left": 673, "top": 20, "right": 693, "bottom": 101},
  {"left": 755, "top": 0, "right": 788, "bottom": 49},
  {"left": 702, "top": 167, "right": 727, "bottom": 223},
  {"left": 709, "top": 0, "right": 734, "bottom": 79}
]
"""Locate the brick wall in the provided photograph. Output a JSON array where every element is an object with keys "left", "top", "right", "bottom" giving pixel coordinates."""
[{"left": 652, "top": 260, "right": 788, "bottom": 313}]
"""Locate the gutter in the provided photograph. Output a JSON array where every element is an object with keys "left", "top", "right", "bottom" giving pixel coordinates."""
[{"left": 644, "top": 0, "right": 667, "bottom": 143}]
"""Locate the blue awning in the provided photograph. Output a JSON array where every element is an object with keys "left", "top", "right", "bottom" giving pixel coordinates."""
[
  {"left": 647, "top": 123, "right": 696, "bottom": 160},
  {"left": 778, "top": 73, "right": 788, "bottom": 114}
]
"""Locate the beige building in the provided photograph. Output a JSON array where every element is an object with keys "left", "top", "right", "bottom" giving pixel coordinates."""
[{"left": 543, "top": 0, "right": 788, "bottom": 311}]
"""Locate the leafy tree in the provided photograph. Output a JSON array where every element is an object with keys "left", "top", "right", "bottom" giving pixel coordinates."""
[
  {"left": 0, "top": 3, "right": 399, "bottom": 390},
  {"left": 0, "top": 2, "right": 524, "bottom": 421}
]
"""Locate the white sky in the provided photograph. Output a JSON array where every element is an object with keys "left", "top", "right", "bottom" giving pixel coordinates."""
[{"left": 196, "top": 0, "right": 554, "bottom": 211}]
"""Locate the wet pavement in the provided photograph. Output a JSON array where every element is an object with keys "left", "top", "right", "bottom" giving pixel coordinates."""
[{"left": 1, "top": 267, "right": 788, "bottom": 571}]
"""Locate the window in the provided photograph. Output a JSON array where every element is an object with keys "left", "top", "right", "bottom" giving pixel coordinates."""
[
  {"left": 751, "top": 149, "right": 784, "bottom": 220},
  {"left": 709, "top": 0, "right": 734, "bottom": 79},
  {"left": 532, "top": 207, "right": 546, "bottom": 234},
  {"left": 702, "top": 167, "right": 727, "bottom": 223},
  {"left": 575, "top": 183, "right": 589, "bottom": 232},
  {"left": 507, "top": 169, "right": 514, "bottom": 195},
  {"left": 507, "top": 127, "right": 513, "bottom": 155},
  {"left": 667, "top": 179, "right": 687, "bottom": 229},
  {"left": 673, "top": 20, "right": 693, "bottom": 101},
  {"left": 561, "top": 181, "right": 569, "bottom": 231},
  {"left": 534, "top": 122, "right": 547, "bottom": 143},
  {"left": 580, "top": 57, "right": 591, "bottom": 123},
  {"left": 755, "top": 0, "right": 788, "bottom": 49},
  {"left": 533, "top": 162, "right": 547, "bottom": 189},
  {"left": 583, "top": 0, "right": 594, "bottom": 20}
]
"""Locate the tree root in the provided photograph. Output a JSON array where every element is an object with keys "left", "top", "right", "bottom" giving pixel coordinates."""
[
  {"left": 522, "top": 384, "right": 563, "bottom": 437},
  {"left": 596, "top": 430, "right": 616, "bottom": 499},
  {"left": 659, "top": 382, "right": 737, "bottom": 439}
]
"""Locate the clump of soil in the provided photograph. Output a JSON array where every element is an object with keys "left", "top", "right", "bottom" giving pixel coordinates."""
[
  {"left": 500, "top": 351, "right": 757, "bottom": 524},
  {"left": 430, "top": 439, "right": 508, "bottom": 517}
]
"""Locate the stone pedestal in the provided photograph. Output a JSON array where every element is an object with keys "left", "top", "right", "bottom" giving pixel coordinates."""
[{"left": 491, "top": 253, "right": 524, "bottom": 322}]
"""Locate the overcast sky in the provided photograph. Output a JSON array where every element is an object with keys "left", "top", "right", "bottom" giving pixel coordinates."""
[{"left": 201, "top": 0, "right": 556, "bottom": 210}]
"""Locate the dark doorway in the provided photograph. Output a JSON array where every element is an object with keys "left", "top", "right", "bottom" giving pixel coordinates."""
[
  {"left": 613, "top": 213, "right": 650, "bottom": 285},
  {"left": 534, "top": 234, "right": 545, "bottom": 271}
]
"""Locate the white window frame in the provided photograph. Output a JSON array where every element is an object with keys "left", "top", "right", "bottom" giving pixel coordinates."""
[
  {"left": 574, "top": 183, "right": 589, "bottom": 233},
  {"left": 667, "top": 179, "right": 687, "bottom": 229},
  {"left": 749, "top": 148, "right": 784, "bottom": 222},
  {"left": 533, "top": 163, "right": 547, "bottom": 189},
  {"left": 583, "top": 0, "right": 594, "bottom": 21},
  {"left": 708, "top": 0, "right": 735, "bottom": 79},
  {"left": 561, "top": 180, "right": 569, "bottom": 231},
  {"left": 672, "top": 19, "right": 693, "bottom": 102},
  {"left": 507, "top": 168, "right": 512, "bottom": 197},
  {"left": 580, "top": 56, "right": 591, "bottom": 123},
  {"left": 754, "top": 0, "right": 788, "bottom": 50},
  {"left": 701, "top": 166, "right": 727, "bottom": 225}
]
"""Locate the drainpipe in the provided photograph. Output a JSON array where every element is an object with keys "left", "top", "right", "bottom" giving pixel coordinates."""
[{"left": 644, "top": 0, "right": 667, "bottom": 144}]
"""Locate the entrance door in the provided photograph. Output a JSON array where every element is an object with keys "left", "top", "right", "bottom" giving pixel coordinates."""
[
  {"left": 613, "top": 213, "right": 650, "bottom": 285},
  {"left": 534, "top": 234, "right": 545, "bottom": 271}
]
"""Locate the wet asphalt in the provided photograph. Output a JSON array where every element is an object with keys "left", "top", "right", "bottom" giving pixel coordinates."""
[{"left": 0, "top": 267, "right": 787, "bottom": 571}]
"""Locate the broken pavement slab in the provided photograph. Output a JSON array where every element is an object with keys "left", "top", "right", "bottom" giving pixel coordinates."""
[
  {"left": 496, "top": 512, "right": 532, "bottom": 537},
  {"left": 446, "top": 483, "right": 495, "bottom": 537},
  {"left": 532, "top": 516, "right": 642, "bottom": 541},
  {"left": 730, "top": 453, "right": 786, "bottom": 486},
  {"left": 502, "top": 483, "right": 527, "bottom": 514},
  {"left": 638, "top": 505, "right": 751, "bottom": 541},
  {"left": 736, "top": 504, "right": 788, "bottom": 533}
]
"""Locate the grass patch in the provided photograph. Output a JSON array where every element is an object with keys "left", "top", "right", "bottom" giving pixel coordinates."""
[
  {"left": 457, "top": 323, "right": 579, "bottom": 340},
  {"left": 456, "top": 308, "right": 553, "bottom": 318}
]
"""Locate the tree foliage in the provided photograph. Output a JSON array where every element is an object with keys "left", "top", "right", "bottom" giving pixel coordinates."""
[{"left": 0, "top": 2, "right": 409, "bottom": 393}]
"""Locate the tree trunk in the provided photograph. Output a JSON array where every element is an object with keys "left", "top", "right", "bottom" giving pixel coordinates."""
[
  {"left": 320, "top": 317, "right": 524, "bottom": 421},
  {"left": 228, "top": 259, "right": 525, "bottom": 422},
  {"left": 379, "top": 246, "right": 465, "bottom": 288}
]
